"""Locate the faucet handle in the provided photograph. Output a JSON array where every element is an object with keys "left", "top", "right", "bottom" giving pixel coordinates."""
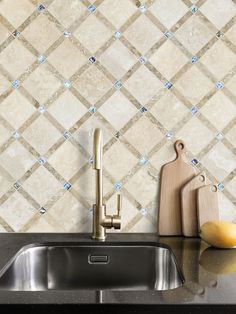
[
  {"left": 117, "top": 194, "right": 121, "bottom": 216},
  {"left": 111, "top": 194, "right": 121, "bottom": 229}
]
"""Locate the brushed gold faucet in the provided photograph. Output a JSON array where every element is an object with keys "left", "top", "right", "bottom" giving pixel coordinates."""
[{"left": 92, "top": 128, "right": 121, "bottom": 241}]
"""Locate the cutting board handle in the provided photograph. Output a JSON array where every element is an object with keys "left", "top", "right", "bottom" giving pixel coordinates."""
[{"left": 174, "top": 140, "right": 185, "bottom": 158}]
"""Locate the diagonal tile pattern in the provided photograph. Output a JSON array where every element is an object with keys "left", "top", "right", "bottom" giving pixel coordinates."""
[{"left": 0, "top": 0, "right": 235, "bottom": 232}]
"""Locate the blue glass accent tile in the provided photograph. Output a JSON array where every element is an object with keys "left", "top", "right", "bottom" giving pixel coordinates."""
[
  {"left": 191, "top": 5, "right": 198, "bottom": 13},
  {"left": 115, "top": 132, "right": 121, "bottom": 139},
  {"left": 191, "top": 56, "right": 198, "bottom": 64},
  {"left": 139, "top": 4, "right": 146, "bottom": 13},
  {"left": 63, "top": 131, "right": 71, "bottom": 139},
  {"left": 139, "top": 156, "right": 149, "bottom": 166},
  {"left": 114, "top": 31, "right": 121, "bottom": 39},
  {"left": 38, "top": 156, "right": 46, "bottom": 165},
  {"left": 64, "top": 80, "right": 72, "bottom": 89},
  {"left": 12, "top": 30, "right": 20, "bottom": 37},
  {"left": 166, "top": 131, "right": 173, "bottom": 140},
  {"left": 164, "top": 30, "right": 173, "bottom": 38},
  {"left": 216, "top": 81, "right": 224, "bottom": 89},
  {"left": 216, "top": 132, "right": 224, "bottom": 140},
  {"left": 88, "top": 4, "right": 96, "bottom": 13},
  {"left": 216, "top": 31, "right": 224, "bottom": 38},
  {"left": 191, "top": 158, "right": 199, "bottom": 165},
  {"left": 12, "top": 131, "right": 20, "bottom": 139},
  {"left": 12, "top": 80, "right": 20, "bottom": 89},
  {"left": 38, "top": 104, "right": 45, "bottom": 113},
  {"left": 37, "top": 55, "right": 46, "bottom": 64},
  {"left": 164, "top": 81, "right": 173, "bottom": 89},
  {"left": 140, "top": 207, "right": 147, "bottom": 215},
  {"left": 114, "top": 182, "right": 122, "bottom": 191},
  {"left": 114, "top": 80, "right": 122, "bottom": 89},
  {"left": 139, "top": 56, "right": 147, "bottom": 64},
  {"left": 190, "top": 106, "right": 198, "bottom": 115},
  {"left": 89, "top": 106, "right": 97, "bottom": 114},
  {"left": 64, "top": 182, "right": 72, "bottom": 190},
  {"left": 13, "top": 181, "right": 21, "bottom": 190},
  {"left": 217, "top": 182, "right": 224, "bottom": 191},
  {"left": 37, "top": 4, "right": 46, "bottom": 12},
  {"left": 63, "top": 30, "right": 71, "bottom": 38},
  {"left": 140, "top": 106, "right": 148, "bottom": 113},
  {"left": 89, "top": 56, "right": 96, "bottom": 63},
  {"left": 39, "top": 207, "right": 46, "bottom": 214}
]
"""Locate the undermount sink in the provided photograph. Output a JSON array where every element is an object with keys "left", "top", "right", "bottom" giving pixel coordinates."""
[{"left": 0, "top": 242, "right": 184, "bottom": 291}]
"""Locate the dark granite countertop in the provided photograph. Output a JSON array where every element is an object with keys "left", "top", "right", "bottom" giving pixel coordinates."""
[{"left": 0, "top": 233, "right": 235, "bottom": 305}]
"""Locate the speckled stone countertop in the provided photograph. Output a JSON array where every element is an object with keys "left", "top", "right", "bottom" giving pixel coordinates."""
[{"left": 0, "top": 233, "right": 235, "bottom": 305}]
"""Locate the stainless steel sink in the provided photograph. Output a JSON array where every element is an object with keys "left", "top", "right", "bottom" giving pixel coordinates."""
[{"left": 0, "top": 242, "right": 184, "bottom": 291}]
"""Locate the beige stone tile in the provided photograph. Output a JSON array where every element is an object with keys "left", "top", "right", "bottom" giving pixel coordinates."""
[
  {"left": 0, "top": 124, "right": 11, "bottom": 147},
  {"left": 74, "top": 15, "right": 112, "bottom": 53},
  {"left": 226, "top": 176, "right": 236, "bottom": 198},
  {"left": 124, "top": 15, "right": 163, "bottom": 54},
  {"left": 0, "top": 73, "right": 10, "bottom": 95},
  {"left": 74, "top": 167, "right": 113, "bottom": 204},
  {"left": 150, "top": 91, "right": 188, "bottom": 129},
  {"left": 23, "top": 166, "right": 62, "bottom": 205},
  {"left": 27, "top": 217, "right": 59, "bottom": 232},
  {"left": 23, "top": 14, "right": 61, "bottom": 53},
  {"left": 99, "top": 40, "right": 137, "bottom": 79},
  {"left": 150, "top": 142, "right": 176, "bottom": 173},
  {"left": 0, "top": 0, "right": 35, "bottom": 28},
  {"left": 175, "top": 16, "right": 214, "bottom": 54},
  {"left": 99, "top": 0, "right": 137, "bottom": 29},
  {"left": 0, "top": 225, "right": 7, "bottom": 232},
  {"left": 226, "top": 74, "right": 236, "bottom": 98},
  {"left": 176, "top": 117, "right": 215, "bottom": 155},
  {"left": 150, "top": 40, "right": 188, "bottom": 80},
  {"left": 48, "top": 140, "right": 87, "bottom": 181},
  {"left": 201, "top": 40, "right": 236, "bottom": 79},
  {"left": 103, "top": 141, "right": 137, "bottom": 181},
  {"left": 175, "top": 66, "right": 214, "bottom": 105},
  {"left": 225, "top": 24, "right": 236, "bottom": 46},
  {"left": 0, "top": 39, "right": 35, "bottom": 78},
  {"left": 48, "top": 40, "right": 87, "bottom": 78},
  {"left": 201, "top": 91, "right": 236, "bottom": 130},
  {"left": 200, "top": 0, "right": 236, "bottom": 29},
  {"left": 98, "top": 91, "right": 137, "bottom": 130},
  {"left": 74, "top": 66, "right": 112, "bottom": 104},
  {"left": 48, "top": 0, "right": 86, "bottom": 28},
  {"left": 124, "top": 65, "right": 163, "bottom": 105},
  {"left": 23, "top": 115, "right": 61, "bottom": 155},
  {"left": 73, "top": 115, "right": 114, "bottom": 155},
  {"left": 129, "top": 216, "right": 156, "bottom": 233},
  {"left": 149, "top": 0, "right": 188, "bottom": 29},
  {"left": 226, "top": 125, "right": 236, "bottom": 148},
  {"left": 48, "top": 91, "right": 87, "bottom": 129},
  {"left": 0, "top": 192, "right": 35, "bottom": 231},
  {"left": 0, "top": 22, "right": 10, "bottom": 45},
  {"left": 23, "top": 64, "right": 61, "bottom": 103},
  {"left": 0, "top": 169, "right": 14, "bottom": 198},
  {"left": 124, "top": 116, "right": 164, "bottom": 155},
  {"left": 0, "top": 141, "right": 36, "bottom": 179},
  {"left": 201, "top": 142, "right": 236, "bottom": 181},
  {"left": 219, "top": 193, "right": 236, "bottom": 223},
  {"left": 0, "top": 90, "right": 35, "bottom": 129},
  {"left": 49, "top": 191, "right": 87, "bottom": 231}
]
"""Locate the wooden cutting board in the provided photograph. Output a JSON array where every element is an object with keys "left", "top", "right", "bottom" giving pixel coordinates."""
[
  {"left": 181, "top": 172, "right": 206, "bottom": 237},
  {"left": 197, "top": 184, "right": 219, "bottom": 232},
  {"left": 158, "top": 140, "right": 196, "bottom": 236}
]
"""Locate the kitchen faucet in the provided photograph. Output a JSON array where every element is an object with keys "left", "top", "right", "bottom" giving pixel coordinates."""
[{"left": 92, "top": 128, "right": 121, "bottom": 240}]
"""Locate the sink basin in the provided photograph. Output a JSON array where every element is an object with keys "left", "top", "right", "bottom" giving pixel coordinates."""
[{"left": 0, "top": 242, "right": 184, "bottom": 291}]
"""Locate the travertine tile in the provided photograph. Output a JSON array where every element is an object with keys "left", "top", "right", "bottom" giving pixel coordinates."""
[
  {"left": 0, "top": 22, "right": 10, "bottom": 45},
  {"left": 129, "top": 217, "right": 156, "bottom": 233},
  {"left": 226, "top": 125, "right": 236, "bottom": 148},
  {"left": 225, "top": 24, "right": 236, "bottom": 46},
  {"left": 124, "top": 116, "right": 163, "bottom": 155},
  {"left": 98, "top": 91, "right": 137, "bottom": 130},
  {"left": 201, "top": 142, "right": 236, "bottom": 181},
  {"left": 226, "top": 74, "right": 236, "bottom": 98},
  {"left": 48, "top": 91, "right": 87, "bottom": 129},
  {"left": 124, "top": 15, "right": 163, "bottom": 54},
  {"left": 0, "top": 73, "right": 10, "bottom": 95},
  {"left": 201, "top": 91, "right": 236, "bottom": 130},
  {"left": 0, "top": 169, "right": 14, "bottom": 198},
  {"left": 23, "top": 115, "right": 62, "bottom": 155},
  {"left": 0, "top": 90, "right": 35, "bottom": 129},
  {"left": 0, "top": 124, "right": 11, "bottom": 147},
  {"left": 0, "top": 141, "right": 36, "bottom": 179},
  {"left": 219, "top": 193, "right": 236, "bottom": 223},
  {"left": 99, "top": 40, "right": 137, "bottom": 79},
  {"left": 149, "top": 142, "right": 176, "bottom": 173},
  {"left": 0, "top": 192, "right": 35, "bottom": 231},
  {"left": 27, "top": 217, "right": 59, "bottom": 232},
  {"left": 226, "top": 176, "right": 236, "bottom": 198},
  {"left": 149, "top": 40, "right": 188, "bottom": 80}
]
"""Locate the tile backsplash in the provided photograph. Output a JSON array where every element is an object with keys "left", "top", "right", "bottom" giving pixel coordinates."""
[{"left": 0, "top": 0, "right": 235, "bottom": 232}]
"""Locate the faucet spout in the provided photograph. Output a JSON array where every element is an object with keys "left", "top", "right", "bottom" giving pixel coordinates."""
[{"left": 93, "top": 128, "right": 102, "bottom": 170}]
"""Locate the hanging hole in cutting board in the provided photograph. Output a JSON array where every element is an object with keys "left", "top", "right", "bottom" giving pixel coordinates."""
[
  {"left": 211, "top": 185, "right": 217, "bottom": 192},
  {"left": 199, "top": 175, "right": 205, "bottom": 182}
]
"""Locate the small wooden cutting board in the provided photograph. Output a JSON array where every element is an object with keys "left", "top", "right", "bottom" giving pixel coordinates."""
[
  {"left": 158, "top": 140, "right": 196, "bottom": 236},
  {"left": 197, "top": 184, "right": 219, "bottom": 232},
  {"left": 181, "top": 172, "right": 206, "bottom": 237}
]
